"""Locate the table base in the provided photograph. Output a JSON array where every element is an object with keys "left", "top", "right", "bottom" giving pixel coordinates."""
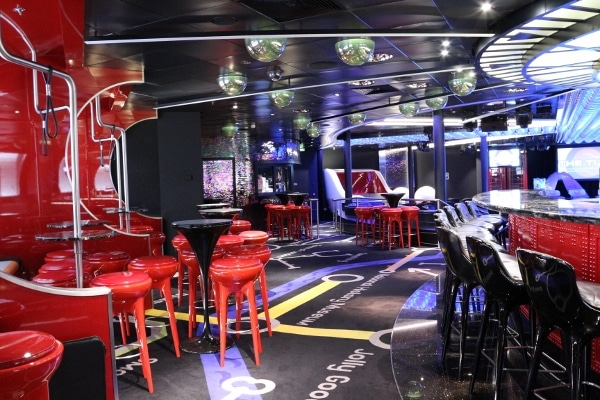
[{"left": 180, "top": 335, "right": 235, "bottom": 354}]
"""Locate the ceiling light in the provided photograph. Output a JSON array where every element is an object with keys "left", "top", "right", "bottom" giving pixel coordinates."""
[
  {"left": 348, "top": 112, "right": 367, "bottom": 125},
  {"left": 368, "top": 53, "right": 393, "bottom": 63},
  {"left": 245, "top": 37, "right": 287, "bottom": 62},
  {"left": 269, "top": 90, "right": 295, "bottom": 108},
  {"left": 481, "top": 2, "right": 492, "bottom": 12},
  {"left": 221, "top": 123, "right": 238, "bottom": 135},
  {"left": 399, "top": 102, "right": 420, "bottom": 117},
  {"left": 306, "top": 123, "right": 320, "bottom": 138},
  {"left": 293, "top": 111, "right": 311, "bottom": 130},
  {"left": 405, "top": 82, "right": 428, "bottom": 89},
  {"left": 348, "top": 80, "right": 375, "bottom": 86},
  {"left": 441, "top": 49, "right": 449, "bottom": 56},
  {"left": 442, "top": 40, "right": 450, "bottom": 47},
  {"left": 448, "top": 70, "right": 477, "bottom": 96},
  {"left": 424, "top": 87, "right": 448, "bottom": 110},
  {"left": 217, "top": 72, "right": 247, "bottom": 96},
  {"left": 335, "top": 37, "right": 375, "bottom": 66}
]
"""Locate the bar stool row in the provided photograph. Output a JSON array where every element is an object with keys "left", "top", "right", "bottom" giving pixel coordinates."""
[
  {"left": 354, "top": 205, "right": 421, "bottom": 249},
  {"left": 436, "top": 209, "right": 600, "bottom": 399}
]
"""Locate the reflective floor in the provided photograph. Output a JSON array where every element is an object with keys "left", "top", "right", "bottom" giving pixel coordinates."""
[{"left": 391, "top": 271, "right": 574, "bottom": 400}]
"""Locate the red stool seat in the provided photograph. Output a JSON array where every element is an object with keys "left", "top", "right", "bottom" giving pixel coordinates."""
[
  {"left": 38, "top": 259, "right": 94, "bottom": 275},
  {"left": 0, "top": 330, "right": 64, "bottom": 400},
  {"left": 85, "top": 251, "right": 130, "bottom": 275},
  {"left": 128, "top": 255, "right": 181, "bottom": 358},
  {"left": 31, "top": 269, "right": 90, "bottom": 287},
  {"left": 229, "top": 220, "right": 252, "bottom": 234},
  {"left": 44, "top": 249, "right": 88, "bottom": 263},
  {"left": 238, "top": 230, "right": 269, "bottom": 245},
  {"left": 224, "top": 244, "right": 273, "bottom": 336},
  {"left": 217, "top": 235, "right": 245, "bottom": 250},
  {"left": 210, "top": 257, "right": 264, "bottom": 367},
  {"left": 90, "top": 271, "right": 154, "bottom": 392}
]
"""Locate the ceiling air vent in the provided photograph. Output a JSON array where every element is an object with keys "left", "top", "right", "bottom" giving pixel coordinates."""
[{"left": 241, "top": 0, "right": 342, "bottom": 23}]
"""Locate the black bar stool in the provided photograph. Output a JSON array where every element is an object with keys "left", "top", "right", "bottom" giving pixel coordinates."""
[{"left": 516, "top": 248, "right": 600, "bottom": 400}]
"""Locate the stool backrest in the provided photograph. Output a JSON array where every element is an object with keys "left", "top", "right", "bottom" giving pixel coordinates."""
[
  {"left": 433, "top": 210, "right": 452, "bottom": 230},
  {"left": 455, "top": 203, "right": 475, "bottom": 222},
  {"left": 516, "top": 248, "right": 583, "bottom": 329},
  {"left": 466, "top": 236, "right": 522, "bottom": 300},
  {"left": 436, "top": 226, "right": 479, "bottom": 286},
  {"left": 442, "top": 206, "right": 462, "bottom": 227}
]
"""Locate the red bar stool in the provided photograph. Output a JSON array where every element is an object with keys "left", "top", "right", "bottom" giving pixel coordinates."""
[
  {"left": 371, "top": 205, "right": 387, "bottom": 246},
  {"left": 380, "top": 208, "right": 404, "bottom": 250},
  {"left": 264, "top": 204, "right": 284, "bottom": 237},
  {"left": 171, "top": 233, "right": 191, "bottom": 307},
  {"left": 401, "top": 205, "right": 421, "bottom": 247},
  {"left": 85, "top": 251, "right": 130, "bottom": 275},
  {"left": 217, "top": 234, "right": 245, "bottom": 250},
  {"left": 90, "top": 271, "right": 154, "bottom": 393},
  {"left": 180, "top": 246, "right": 225, "bottom": 337},
  {"left": 0, "top": 330, "right": 64, "bottom": 400},
  {"left": 209, "top": 257, "right": 264, "bottom": 367},
  {"left": 238, "top": 230, "right": 269, "bottom": 245},
  {"left": 129, "top": 226, "right": 165, "bottom": 256},
  {"left": 38, "top": 259, "right": 95, "bottom": 278},
  {"left": 354, "top": 207, "right": 375, "bottom": 246},
  {"left": 44, "top": 248, "right": 88, "bottom": 263},
  {"left": 224, "top": 244, "right": 273, "bottom": 336},
  {"left": 292, "top": 205, "right": 312, "bottom": 239},
  {"left": 229, "top": 219, "right": 252, "bottom": 234},
  {"left": 31, "top": 269, "right": 91, "bottom": 288},
  {"left": 128, "top": 255, "right": 181, "bottom": 358},
  {"left": 272, "top": 206, "right": 296, "bottom": 241}
]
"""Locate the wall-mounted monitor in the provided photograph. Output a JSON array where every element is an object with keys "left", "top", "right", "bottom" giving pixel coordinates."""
[
  {"left": 556, "top": 146, "right": 600, "bottom": 180},
  {"left": 489, "top": 148, "right": 521, "bottom": 167}
]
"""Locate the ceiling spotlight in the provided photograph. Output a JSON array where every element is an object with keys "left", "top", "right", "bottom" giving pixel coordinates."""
[
  {"left": 267, "top": 65, "right": 283, "bottom": 81},
  {"left": 348, "top": 80, "right": 375, "bottom": 86},
  {"left": 269, "top": 90, "right": 295, "bottom": 108},
  {"left": 448, "top": 70, "right": 477, "bottom": 97},
  {"left": 217, "top": 72, "right": 247, "bottom": 96},
  {"left": 306, "top": 123, "right": 320, "bottom": 138},
  {"left": 424, "top": 87, "right": 448, "bottom": 110},
  {"left": 293, "top": 111, "right": 311, "bottom": 130},
  {"left": 245, "top": 37, "right": 287, "bottom": 62},
  {"left": 348, "top": 112, "right": 366, "bottom": 125},
  {"left": 335, "top": 37, "right": 375, "bottom": 66},
  {"left": 399, "top": 102, "right": 420, "bottom": 117}
]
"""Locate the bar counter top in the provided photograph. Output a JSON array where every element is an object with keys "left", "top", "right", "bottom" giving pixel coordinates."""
[{"left": 472, "top": 189, "right": 600, "bottom": 225}]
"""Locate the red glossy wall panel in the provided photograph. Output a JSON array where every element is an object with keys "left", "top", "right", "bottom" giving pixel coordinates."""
[{"left": 0, "top": 273, "right": 117, "bottom": 400}]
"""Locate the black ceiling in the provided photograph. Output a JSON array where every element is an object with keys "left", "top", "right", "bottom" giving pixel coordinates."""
[{"left": 83, "top": 0, "right": 569, "bottom": 148}]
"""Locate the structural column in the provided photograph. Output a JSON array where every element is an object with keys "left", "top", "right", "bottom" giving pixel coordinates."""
[{"left": 432, "top": 110, "right": 447, "bottom": 202}]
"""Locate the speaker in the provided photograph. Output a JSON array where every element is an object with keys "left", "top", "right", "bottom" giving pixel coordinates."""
[{"left": 480, "top": 114, "right": 507, "bottom": 132}]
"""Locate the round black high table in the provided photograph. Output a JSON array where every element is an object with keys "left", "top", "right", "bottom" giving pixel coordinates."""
[
  {"left": 381, "top": 192, "right": 406, "bottom": 208},
  {"left": 287, "top": 192, "right": 308, "bottom": 206},
  {"left": 171, "top": 219, "right": 233, "bottom": 354}
]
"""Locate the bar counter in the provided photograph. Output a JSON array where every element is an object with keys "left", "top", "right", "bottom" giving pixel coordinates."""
[{"left": 473, "top": 189, "right": 600, "bottom": 372}]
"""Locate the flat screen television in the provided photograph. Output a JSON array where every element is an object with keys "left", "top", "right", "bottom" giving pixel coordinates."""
[
  {"left": 556, "top": 146, "right": 600, "bottom": 180},
  {"left": 489, "top": 148, "right": 521, "bottom": 167}
]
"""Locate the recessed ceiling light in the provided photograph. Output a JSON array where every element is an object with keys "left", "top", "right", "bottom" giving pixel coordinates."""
[
  {"left": 405, "top": 82, "right": 428, "bottom": 89},
  {"left": 481, "top": 2, "right": 493, "bottom": 12},
  {"left": 441, "top": 49, "right": 449, "bottom": 56},
  {"left": 504, "top": 87, "right": 527, "bottom": 93},
  {"left": 348, "top": 80, "right": 375, "bottom": 86},
  {"left": 442, "top": 40, "right": 450, "bottom": 47},
  {"left": 368, "top": 53, "right": 393, "bottom": 62}
]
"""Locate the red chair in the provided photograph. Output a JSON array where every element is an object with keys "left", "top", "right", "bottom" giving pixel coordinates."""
[
  {"left": 401, "top": 205, "right": 421, "bottom": 247},
  {"left": 209, "top": 257, "right": 264, "bottom": 367},
  {"left": 171, "top": 234, "right": 191, "bottom": 307},
  {"left": 85, "top": 251, "right": 130, "bottom": 275},
  {"left": 128, "top": 255, "right": 181, "bottom": 358},
  {"left": 229, "top": 219, "right": 252, "bottom": 234},
  {"left": 0, "top": 330, "right": 64, "bottom": 400},
  {"left": 238, "top": 230, "right": 269, "bottom": 245},
  {"left": 264, "top": 204, "right": 285, "bottom": 237},
  {"left": 380, "top": 208, "right": 404, "bottom": 250},
  {"left": 180, "top": 247, "right": 225, "bottom": 337},
  {"left": 31, "top": 269, "right": 91, "bottom": 288},
  {"left": 90, "top": 271, "right": 154, "bottom": 392},
  {"left": 217, "top": 235, "right": 245, "bottom": 250},
  {"left": 224, "top": 244, "right": 273, "bottom": 336},
  {"left": 354, "top": 207, "right": 375, "bottom": 246},
  {"left": 44, "top": 249, "right": 88, "bottom": 263}
]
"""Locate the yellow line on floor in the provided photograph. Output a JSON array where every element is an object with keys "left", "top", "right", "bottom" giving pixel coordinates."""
[
  {"left": 273, "top": 324, "right": 374, "bottom": 340},
  {"left": 383, "top": 249, "right": 426, "bottom": 272},
  {"left": 263, "top": 280, "right": 340, "bottom": 319}
]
